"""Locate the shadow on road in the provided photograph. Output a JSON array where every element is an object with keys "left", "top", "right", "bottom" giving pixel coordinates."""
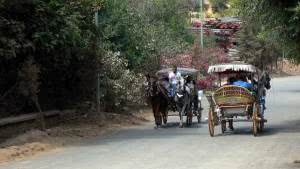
[
  {"left": 221, "top": 119, "right": 300, "bottom": 137},
  {"left": 78, "top": 118, "right": 300, "bottom": 147},
  {"left": 162, "top": 122, "right": 203, "bottom": 128},
  {"left": 262, "top": 119, "right": 300, "bottom": 135},
  {"left": 78, "top": 121, "right": 208, "bottom": 147}
]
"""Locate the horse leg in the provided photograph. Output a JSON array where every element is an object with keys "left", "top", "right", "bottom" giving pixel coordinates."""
[
  {"left": 155, "top": 103, "right": 162, "bottom": 128},
  {"left": 151, "top": 103, "right": 156, "bottom": 123},
  {"left": 179, "top": 111, "right": 183, "bottom": 128},
  {"left": 158, "top": 112, "right": 162, "bottom": 126},
  {"left": 152, "top": 102, "right": 159, "bottom": 129},
  {"left": 228, "top": 119, "right": 234, "bottom": 130},
  {"left": 162, "top": 101, "right": 168, "bottom": 125},
  {"left": 162, "top": 110, "right": 168, "bottom": 125},
  {"left": 179, "top": 104, "right": 186, "bottom": 128}
]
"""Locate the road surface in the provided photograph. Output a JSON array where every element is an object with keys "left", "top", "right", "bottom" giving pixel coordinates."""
[{"left": 1, "top": 76, "right": 300, "bottom": 169}]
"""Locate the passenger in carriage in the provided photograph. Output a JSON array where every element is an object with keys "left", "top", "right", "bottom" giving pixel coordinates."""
[
  {"left": 224, "top": 76, "right": 236, "bottom": 85},
  {"left": 232, "top": 75, "right": 253, "bottom": 90},
  {"left": 224, "top": 75, "right": 253, "bottom": 131},
  {"left": 186, "top": 76, "right": 200, "bottom": 111},
  {"left": 168, "top": 66, "right": 182, "bottom": 97}
]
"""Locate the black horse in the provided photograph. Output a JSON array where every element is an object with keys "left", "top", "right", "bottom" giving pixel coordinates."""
[
  {"left": 144, "top": 74, "right": 169, "bottom": 128},
  {"left": 256, "top": 71, "right": 271, "bottom": 118}
]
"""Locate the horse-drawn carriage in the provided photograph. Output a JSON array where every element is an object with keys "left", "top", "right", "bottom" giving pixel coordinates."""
[
  {"left": 144, "top": 67, "right": 203, "bottom": 128},
  {"left": 156, "top": 67, "right": 203, "bottom": 127},
  {"left": 206, "top": 63, "right": 271, "bottom": 136}
]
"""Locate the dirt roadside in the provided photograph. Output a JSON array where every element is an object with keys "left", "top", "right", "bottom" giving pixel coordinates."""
[{"left": 0, "top": 110, "right": 153, "bottom": 164}]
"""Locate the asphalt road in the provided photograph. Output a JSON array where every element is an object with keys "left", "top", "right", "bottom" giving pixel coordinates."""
[{"left": 1, "top": 76, "right": 300, "bottom": 169}]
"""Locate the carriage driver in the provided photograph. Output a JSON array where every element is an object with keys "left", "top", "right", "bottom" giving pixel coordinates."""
[{"left": 168, "top": 66, "right": 182, "bottom": 97}]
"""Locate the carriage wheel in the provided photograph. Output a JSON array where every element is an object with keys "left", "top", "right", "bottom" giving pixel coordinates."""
[
  {"left": 221, "top": 120, "right": 226, "bottom": 134},
  {"left": 179, "top": 105, "right": 185, "bottom": 128},
  {"left": 197, "top": 113, "right": 201, "bottom": 124},
  {"left": 259, "top": 120, "right": 264, "bottom": 132},
  {"left": 197, "top": 102, "right": 202, "bottom": 123},
  {"left": 208, "top": 108, "right": 215, "bottom": 137},
  {"left": 259, "top": 114, "right": 264, "bottom": 132},
  {"left": 252, "top": 103, "right": 259, "bottom": 136},
  {"left": 259, "top": 105, "right": 265, "bottom": 132},
  {"left": 197, "top": 107, "right": 202, "bottom": 124}
]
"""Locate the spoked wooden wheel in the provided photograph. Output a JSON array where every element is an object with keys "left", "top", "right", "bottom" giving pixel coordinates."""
[
  {"left": 252, "top": 103, "right": 259, "bottom": 136},
  {"left": 258, "top": 105, "right": 265, "bottom": 132},
  {"left": 197, "top": 108, "right": 202, "bottom": 124},
  {"left": 259, "top": 120, "right": 264, "bottom": 132},
  {"left": 197, "top": 114, "right": 201, "bottom": 123},
  {"left": 197, "top": 102, "right": 202, "bottom": 123},
  {"left": 208, "top": 108, "right": 215, "bottom": 137}
]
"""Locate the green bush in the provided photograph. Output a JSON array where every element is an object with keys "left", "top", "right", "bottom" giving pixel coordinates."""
[{"left": 0, "top": 0, "right": 193, "bottom": 115}]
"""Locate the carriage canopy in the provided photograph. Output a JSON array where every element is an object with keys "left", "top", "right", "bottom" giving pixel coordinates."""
[
  {"left": 156, "top": 67, "right": 199, "bottom": 78},
  {"left": 208, "top": 63, "right": 257, "bottom": 74}
]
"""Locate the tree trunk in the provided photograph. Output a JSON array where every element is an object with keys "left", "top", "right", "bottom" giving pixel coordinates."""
[
  {"left": 275, "top": 55, "right": 278, "bottom": 69},
  {"left": 34, "top": 96, "right": 45, "bottom": 131},
  {"left": 96, "top": 71, "right": 105, "bottom": 123}
]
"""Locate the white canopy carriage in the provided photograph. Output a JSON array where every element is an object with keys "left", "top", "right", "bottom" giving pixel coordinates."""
[{"left": 206, "top": 63, "right": 268, "bottom": 137}]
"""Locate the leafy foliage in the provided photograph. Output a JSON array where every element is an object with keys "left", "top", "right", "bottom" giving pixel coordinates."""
[
  {"left": 209, "top": 0, "right": 229, "bottom": 14},
  {"left": 96, "top": 0, "right": 193, "bottom": 72},
  {"left": 231, "top": 0, "right": 300, "bottom": 63},
  {"left": 237, "top": 26, "right": 281, "bottom": 70},
  {"left": 0, "top": 0, "right": 193, "bottom": 115}
]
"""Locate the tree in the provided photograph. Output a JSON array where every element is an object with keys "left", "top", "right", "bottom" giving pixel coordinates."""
[
  {"left": 209, "top": 0, "right": 229, "bottom": 14},
  {"left": 230, "top": 0, "right": 300, "bottom": 62},
  {"left": 0, "top": 0, "right": 195, "bottom": 116}
]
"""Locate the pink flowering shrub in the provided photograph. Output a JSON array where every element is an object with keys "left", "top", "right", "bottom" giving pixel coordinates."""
[
  {"left": 160, "top": 47, "right": 228, "bottom": 89},
  {"left": 160, "top": 19, "right": 241, "bottom": 89},
  {"left": 196, "top": 75, "right": 219, "bottom": 89}
]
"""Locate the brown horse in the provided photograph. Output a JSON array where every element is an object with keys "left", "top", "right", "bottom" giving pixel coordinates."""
[{"left": 144, "top": 75, "right": 169, "bottom": 128}]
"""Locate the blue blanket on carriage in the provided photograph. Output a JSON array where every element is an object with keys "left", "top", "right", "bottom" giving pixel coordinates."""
[{"left": 232, "top": 80, "right": 253, "bottom": 90}]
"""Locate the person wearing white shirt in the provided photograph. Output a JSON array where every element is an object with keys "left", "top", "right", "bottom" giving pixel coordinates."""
[{"left": 168, "top": 67, "right": 182, "bottom": 97}]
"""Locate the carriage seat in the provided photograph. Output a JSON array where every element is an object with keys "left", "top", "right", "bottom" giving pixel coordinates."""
[{"left": 213, "top": 85, "right": 255, "bottom": 107}]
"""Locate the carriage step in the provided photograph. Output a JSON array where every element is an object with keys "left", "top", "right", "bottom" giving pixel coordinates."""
[
  {"left": 256, "top": 117, "right": 267, "bottom": 122},
  {"left": 225, "top": 119, "right": 252, "bottom": 122},
  {"left": 168, "top": 113, "right": 190, "bottom": 116},
  {"left": 222, "top": 118, "right": 268, "bottom": 123},
  {"left": 260, "top": 118, "right": 267, "bottom": 122}
]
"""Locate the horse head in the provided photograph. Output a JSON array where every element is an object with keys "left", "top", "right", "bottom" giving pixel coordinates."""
[
  {"left": 256, "top": 71, "right": 271, "bottom": 98},
  {"left": 261, "top": 71, "right": 271, "bottom": 90},
  {"left": 144, "top": 74, "right": 158, "bottom": 97}
]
